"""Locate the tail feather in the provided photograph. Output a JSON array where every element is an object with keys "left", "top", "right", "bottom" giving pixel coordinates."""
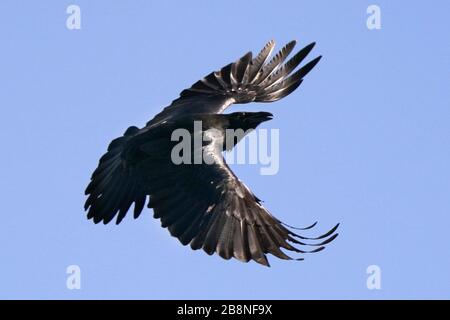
[{"left": 179, "top": 40, "right": 321, "bottom": 104}]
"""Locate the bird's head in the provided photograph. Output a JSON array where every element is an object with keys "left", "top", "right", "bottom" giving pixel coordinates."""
[{"left": 227, "top": 112, "right": 273, "bottom": 131}]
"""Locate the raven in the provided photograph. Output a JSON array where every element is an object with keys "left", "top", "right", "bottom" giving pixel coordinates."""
[{"left": 85, "top": 40, "right": 339, "bottom": 266}]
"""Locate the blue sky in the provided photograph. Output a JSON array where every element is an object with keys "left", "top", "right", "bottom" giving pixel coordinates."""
[{"left": 0, "top": 1, "right": 449, "bottom": 299}]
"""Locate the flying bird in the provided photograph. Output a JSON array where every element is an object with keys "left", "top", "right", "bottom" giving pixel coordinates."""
[{"left": 84, "top": 40, "right": 339, "bottom": 266}]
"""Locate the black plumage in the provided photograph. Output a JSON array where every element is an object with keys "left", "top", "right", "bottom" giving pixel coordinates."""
[{"left": 85, "top": 40, "right": 338, "bottom": 266}]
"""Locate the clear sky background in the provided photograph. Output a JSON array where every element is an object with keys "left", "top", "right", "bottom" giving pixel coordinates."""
[{"left": 1, "top": 1, "right": 449, "bottom": 299}]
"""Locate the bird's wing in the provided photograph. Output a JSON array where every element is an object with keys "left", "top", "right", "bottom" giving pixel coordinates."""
[
  {"left": 150, "top": 40, "right": 321, "bottom": 123},
  {"left": 139, "top": 138, "right": 338, "bottom": 267}
]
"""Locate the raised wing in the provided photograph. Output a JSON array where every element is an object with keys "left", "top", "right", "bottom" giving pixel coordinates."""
[{"left": 149, "top": 40, "right": 321, "bottom": 124}]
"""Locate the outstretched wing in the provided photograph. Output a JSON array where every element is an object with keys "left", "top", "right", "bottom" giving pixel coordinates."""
[
  {"left": 139, "top": 138, "right": 338, "bottom": 267},
  {"left": 149, "top": 40, "right": 321, "bottom": 124}
]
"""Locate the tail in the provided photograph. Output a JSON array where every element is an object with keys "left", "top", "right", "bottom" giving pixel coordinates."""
[
  {"left": 84, "top": 126, "right": 147, "bottom": 225},
  {"left": 179, "top": 40, "right": 321, "bottom": 104}
]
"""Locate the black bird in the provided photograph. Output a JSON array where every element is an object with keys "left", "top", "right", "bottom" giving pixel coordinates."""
[{"left": 85, "top": 40, "right": 339, "bottom": 266}]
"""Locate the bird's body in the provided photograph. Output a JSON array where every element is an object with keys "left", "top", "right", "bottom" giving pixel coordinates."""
[{"left": 85, "top": 40, "right": 338, "bottom": 266}]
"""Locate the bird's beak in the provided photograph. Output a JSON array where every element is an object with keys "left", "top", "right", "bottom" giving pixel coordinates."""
[{"left": 251, "top": 112, "right": 273, "bottom": 124}]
